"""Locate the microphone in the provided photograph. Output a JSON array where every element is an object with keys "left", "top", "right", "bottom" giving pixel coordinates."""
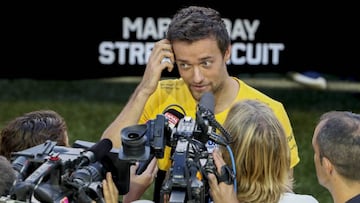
[
  {"left": 198, "top": 92, "right": 215, "bottom": 115},
  {"left": 162, "top": 106, "right": 185, "bottom": 145},
  {"left": 164, "top": 108, "right": 185, "bottom": 129},
  {"left": 137, "top": 107, "right": 185, "bottom": 175},
  {"left": 78, "top": 138, "right": 113, "bottom": 167},
  {"left": 163, "top": 107, "right": 186, "bottom": 147},
  {"left": 197, "top": 92, "right": 231, "bottom": 147},
  {"left": 196, "top": 92, "right": 215, "bottom": 143}
]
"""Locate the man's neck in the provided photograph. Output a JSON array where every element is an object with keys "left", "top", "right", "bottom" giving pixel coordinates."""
[
  {"left": 214, "top": 77, "right": 239, "bottom": 114},
  {"left": 331, "top": 180, "right": 360, "bottom": 203}
]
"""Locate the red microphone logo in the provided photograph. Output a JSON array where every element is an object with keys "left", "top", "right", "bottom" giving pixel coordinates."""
[{"left": 164, "top": 112, "right": 180, "bottom": 129}]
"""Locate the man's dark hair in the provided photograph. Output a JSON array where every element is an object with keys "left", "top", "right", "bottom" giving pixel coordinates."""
[
  {"left": 166, "top": 6, "right": 230, "bottom": 56},
  {"left": 0, "top": 110, "right": 68, "bottom": 160},
  {"left": 317, "top": 111, "right": 360, "bottom": 180}
]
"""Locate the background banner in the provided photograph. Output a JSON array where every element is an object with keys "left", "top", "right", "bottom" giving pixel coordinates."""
[{"left": 2, "top": 1, "right": 358, "bottom": 79}]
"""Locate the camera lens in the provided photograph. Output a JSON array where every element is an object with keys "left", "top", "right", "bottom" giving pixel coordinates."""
[
  {"left": 128, "top": 133, "right": 139, "bottom": 139},
  {"left": 120, "top": 124, "right": 148, "bottom": 159},
  {"left": 71, "top": 162, "right": 104, "bottom": 185}
]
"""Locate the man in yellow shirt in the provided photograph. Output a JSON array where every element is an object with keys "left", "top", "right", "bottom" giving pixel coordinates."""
[{"left": 101, "top": 6, "right": 299, "bottom": 202}]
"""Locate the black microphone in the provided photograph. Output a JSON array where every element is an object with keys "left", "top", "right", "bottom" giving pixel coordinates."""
[
  {"left": 196, "top": 92, "right": 215, "bottom": 143},
  {"left": 198, "top": 92, "right": 215, "bottom": 115},
  {"left": 78, "top": 138, "right": 113, "bottom": 167},
  {"left": 136, "top": 107, "right": 185, "bottom": 175},
  {"left": 162, "top": 107, "right": 185, "bottom": 150},
  {"left": 162, "top": 107, "right": 186, "bottom": 150},
  {"left": 197, "top": 92, "right": 232, "bottom": 145}
]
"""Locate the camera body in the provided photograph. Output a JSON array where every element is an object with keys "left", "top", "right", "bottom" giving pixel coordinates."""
[
  {"left": 119, "top": 114, "right": 168, "bottom": 163},
  {"left": 8, "top": 140, "right": 131, "bottom": 203},
  {"left": 162, "top": 115, "right": 218, "bottom": 203},
  {"left": 119, "top": 114, "right": 223, "bottom": 203}
]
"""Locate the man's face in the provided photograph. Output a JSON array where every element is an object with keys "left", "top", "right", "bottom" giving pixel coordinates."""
[{"left": 172, "top": 38, "right": 230, "bottom": 101}]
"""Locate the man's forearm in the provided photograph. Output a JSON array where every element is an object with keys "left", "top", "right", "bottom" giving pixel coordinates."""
[{"left": 101, "top": 86, "right": 151, "bottom": 148}]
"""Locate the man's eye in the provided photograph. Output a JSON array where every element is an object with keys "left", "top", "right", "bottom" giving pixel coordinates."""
[
  {"left": 179, "top": 64, "right": 190, "bottom": 69},
  {"left": 202, "top": 61, "right": 212, "bottom": 67}
]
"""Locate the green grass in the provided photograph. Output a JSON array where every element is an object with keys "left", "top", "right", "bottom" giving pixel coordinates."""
[{"left": 1, "top": 77, "right": 359, "bottom": 203}]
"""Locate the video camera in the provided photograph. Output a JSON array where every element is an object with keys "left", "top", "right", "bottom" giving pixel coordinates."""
[
  {"left": 118, "top": 92, "right": 235, "bottom": 203},
  {"left": 6, "top": 139, "right": 132, "bottom": 203}
]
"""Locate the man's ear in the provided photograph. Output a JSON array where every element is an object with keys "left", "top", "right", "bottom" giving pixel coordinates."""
[
  {"left": 224, "top": 45, "right": 231, "bottom": 62},
  {"left": 322, "top": 157, "right": 334, "bottom": 175}
]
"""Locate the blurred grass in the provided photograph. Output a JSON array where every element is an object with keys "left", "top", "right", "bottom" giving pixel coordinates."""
[{"left": 1, "top": 75, "right": 359, "bottom": 203}]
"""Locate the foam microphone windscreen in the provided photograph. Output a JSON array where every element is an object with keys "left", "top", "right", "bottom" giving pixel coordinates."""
[
  {"left": 199, "top": 92, "right": 215, "bottom": 113},
  {"left": 79, "top": 138, "right": 113, "bottom": 167}
]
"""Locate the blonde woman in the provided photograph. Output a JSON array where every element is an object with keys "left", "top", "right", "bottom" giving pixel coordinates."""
[{"left": 208, "top": 99, "right": 318, "bottom": 203}]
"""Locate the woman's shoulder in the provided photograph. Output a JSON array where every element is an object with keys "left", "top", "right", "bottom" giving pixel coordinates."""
[
  {"left": 131, "top": 200, "right": 154, "bottom": 203},
  {"left": 278, "top": 192, "right": 319, "bottom": 203}
]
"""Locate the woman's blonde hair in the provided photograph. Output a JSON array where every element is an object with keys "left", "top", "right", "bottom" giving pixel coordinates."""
[{"left": 222, "top": 99, "right": 293, "bottom": 203}]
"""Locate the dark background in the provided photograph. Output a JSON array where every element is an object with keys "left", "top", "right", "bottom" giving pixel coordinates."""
[{"left": 2, "top": 1, "right": 358, "bottom": 79}]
